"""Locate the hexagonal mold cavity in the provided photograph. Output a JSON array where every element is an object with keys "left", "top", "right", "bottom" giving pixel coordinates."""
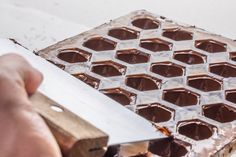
[
  {"left": 100, "top": 88, "right": 136, "bottom": 106},
  {"left": 83, "top": 37, "right": 116, "bottom": 51},
  {"left": 150, "top": 62, "right": 185, "bottom": 77},
  {"left": 140, "top": 38, "right": 172, "bottom": 52},
  {"left": 148, "top": 137, "right": 190, "bottom": 157},
  {"left": 91, "top": 61, "right": 126, "bottom": 77},
  {"left": 163, "top": 88, "right": 199, "bottom": 107},
  {"left": 187, "top": 75, "right": 222, "bottom": 92},
  {"left": 131, "top": 18, "right": 160, "bottom": 29},
  {"left": 162, "top": 28, "right": 193, "bottom": 41},
  {"left": 209, "top": 62, "right": 236, "bottom": 78},
  {"left": 136, "top": 103, "right": 174, "bottom": 123},
  {"left": 47, "top": 60, "right": 65, "bottom": 70},
  {"left": 195, "top": 39, "right": 227, "bottom": 53},
  {"left": 57, "top": 48, "right": 91, "bottom": 63},
  {"left": 226, "top": 90, "right": 236, "bottom": 104},
  {"left": 125, "top": 74, "right": 161, "bottom": 91},
  {"left": 173, "top": 50, "right": 206, "bottom": 64},
  {"left": 230, "top": 52, "right": 236, "bottom": 62},
  {"left": 73, "top": 73, "right": 100, "bottom": 89},
  {"left": 116, "top": 49, "right": 150, "bottom": 64},
  {"left": 202, "top": 103, "right": 236, "bottom": 123},
  {"left": 177, "top": 119, "right": 215, "bottom": 140},
  {"left": 108, "top": 27, "right": 139, "bottom": 40}
]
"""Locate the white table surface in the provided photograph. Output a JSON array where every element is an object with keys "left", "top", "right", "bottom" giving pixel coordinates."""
[{"left": 0, "top": 0, "right": 236, "bottom": 51}]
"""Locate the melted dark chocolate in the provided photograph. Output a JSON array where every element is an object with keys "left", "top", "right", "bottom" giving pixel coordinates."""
[
  {"left": 203, "top": 103, "right": 236, "bottom": 123},
  {"left": 73, "top": 73, "right": 100, "bottom": 89},
  {"left": 230, "top": 52, "right": 236, "bottom": 62},
  {"left": 140, "top": 38, "right": 172, "bottom": 52},
  {"left": 226, "top": 90, "right": 236, "bottom": 104},
  {"left": 126, "top": 75, "right": 161, "bottom": 91},
  {"left": 57, "top": 48, "right": 91, "bottom": 63},
  {"left": 163, "top": 88, "right": 199, "bottom": 106},
  {"left": 83, "top": 37, "right": 116, "bottom": 51},
  {"left": 148, "top": 137, "right": 189, "bottom": 157},
  {"left": 209, "top": 63, "right": 236, "bottom": 78},
  {"left": 195, "top": 39, "right": 227, "bottom": 53},
  {"left": 173, "top": 50, "right": 205, "bottom": 64},
  {"left": 101, "top": 88, "right": 135, "bottom": 106},
  {"left": 162, "top": 28, "right": 193, "bottom": 41},
  {"left": 137, "top": 104, "right": 172, "bottom": 122},
  {"left": 178, "top": 119, "right": 214, "bottom": 140},
  {"left": 188, "top": 75, "right": 222, "bottom": 92},
  {"left": 151, "top": 62, "right": 184, "bottom": 77},
  {"left": 108, "top": 27, "right": 139, "bottom": 40},
  {"left": 132, "top": 18, "right": 159, "bottom": 29},
  {"left": 116, "top": 49, "right": 150, "bottom": 64},
  {"left": 91, "top": 61, "right": 126, "bottom": 77}
]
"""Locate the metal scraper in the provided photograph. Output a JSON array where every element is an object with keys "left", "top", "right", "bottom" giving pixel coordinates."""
[{"left": 0, "top": 38, "right": 165, "bottom": 156}]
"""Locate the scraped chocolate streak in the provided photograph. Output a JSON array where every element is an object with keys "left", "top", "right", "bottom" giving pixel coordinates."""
[
  {"left": 203, "top": 103, "right": 236, "bottom": 123},
  {"left": 132, "top": 18, "right": 159, "bottom": 29},
  {"left": 137, "top": 104, "right": 172, "bottom": 122},
  {"left": 73, "top": 73, "right": 100, "bottom": 89},
  {"left": 148, "top": 137, "right": 189, "bottom": 157}
]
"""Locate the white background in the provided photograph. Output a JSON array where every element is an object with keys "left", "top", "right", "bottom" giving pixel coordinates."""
[{"left": 0, "top": 0, "right": 236, "bottom": 51}]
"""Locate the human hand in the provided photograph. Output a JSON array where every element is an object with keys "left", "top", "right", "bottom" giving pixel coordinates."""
[{"left": 0, "top": 53, "right": 62, "bottom": 157}]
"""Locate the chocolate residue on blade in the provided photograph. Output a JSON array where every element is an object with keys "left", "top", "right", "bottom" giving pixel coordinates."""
[
  {"left": 57, "top": 48, "right": 91, "bottom": 63},
  {"left": 187, "top": 75, "right": 222, "bottom": 92},
  {"left": 151, "top": 62, "right": 185, "bottom": 77},
  {"left": 162, "top": 28, "right": 193, "bottom": 41},
  {"left": 132, "top": 18, "right": 159, "bottom": 29},
  {"left": 203, "top": 103, "right": 236, "bottom": 123},
  {"left": 173, "top": 50, "right": 206, "bottom": 64},
  {"left": 46, "top": 60, "right": 65, "bottom": 70},
  {"left": 116, "top": 49, "right": 150, "bottom": 64},
  {"left": 108, "top": 27, "right": 139, "bottom": 40},
  {"left": 148, "top": 137, "right": 190, "bottom": 157},
  {"left": 140, "top": 38, "right": 172, "bottom": 52},
  {"left": 83, "top": 37, "right": 116, "bottom": 51},
  {"left": 100, "top": 88, "right": 136, "bottom": 106},
  {"left": 126, "top": 74, "right": 161, "bottom": 91},
  {"left": 209, "top": 62, "right": 236, "bottom": 78},
  {"left": 73, "top": 73, "right": 100, "bottom": 89},
  {"left": 137, "top": 103, "right": 173, "bottom": 123},
  {"left": 163, "top": 88, "right": 199, "bottom": 106},
  {"left": 178, "top": 119, "right": 215, "bottom": 140},
  {"left": 195, "top": 39, "right": 227, "bottom": 53}
]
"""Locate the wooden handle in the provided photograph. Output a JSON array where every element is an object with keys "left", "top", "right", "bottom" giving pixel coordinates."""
[{"left": 30, "top": 92, "right": 108, "bottom": 157}]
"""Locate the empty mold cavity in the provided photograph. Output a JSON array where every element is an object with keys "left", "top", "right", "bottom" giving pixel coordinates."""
[
  {"left": 187, "top": 75, "right": 222, "bottom": 92},
  {"left": 203, "top": 103, "right": 236, "bottom": 123},
  {"left": 100, "top": 88, "right": 136, "bottom": 106},
  {"left": 230, "top": 52, "right": 236, "bottom": 62},
  {"left": 178, "top": 119, "right": 215, "bottom": 140},
  {"left": 57, "top": 48, "right": 91, "bottom": 63},
  {"left": 137, "top": 103, "right": 173, "bottom": 122},
  {"left": 150, "top": 62, "right": 185, "bottom": 77},
  {"left": 47, "top": 60, "right": 65, "bottom": 70},
  {"left": 83, "top": 37, "right": 116, "bottom": 51},
  {"left": 195, "top": 39, "right": 227, "bottom": 53},
  {"left": 173, "top": 50, "right": 206, "bottom": 64},
  {"left": 163, "top": 88, "right": 199, "bottom": 107},
  {"left": 73, "top": 73, "right": 100, "bottom": 89},
  {"left": 126, "top": 74, "right": 161, "bottom": 91},
  {"left": 209, "top": 62, "right": 236, "bottom": 78},
  {"left": 91, "top": 61, "right": 126, "bottom": 77},
  {"left": 162, "top": 28, "right": 193, "bottom": 41},
  {"left": 226, "top": 90, "right": 236, "bottom": 104},
  {"left": 140, "top": 38, "right": 172, "bottom": 52},
  {"left": 108, "top": 27, "right": 139, "bottom": 40},
  {"left": 148, "top": 137, "right": 190, "bottom": 157},
  {"left": 132, "top": 18, "right": 159, "bottom": 29},
  {"left": 116, "top": 49, "right": 150, "bottom": 64}
]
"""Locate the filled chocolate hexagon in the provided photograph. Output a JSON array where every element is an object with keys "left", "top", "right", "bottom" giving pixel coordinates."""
[
  {"left": 132, "top": 17, "right": 160, "bottom": 29},
  {"left": 209, "top": 62, "right": 236, "bottom": 78},
  {"left": 108, "top": 27, "right": 139, "bottom": 40},
  {"left": 116, "top": 49, "right": 150, "bottom": 64},
  {"left": 162, "top": 28, "right": 193, "bottom": 41},
  {"left": 140, "top": 38, "right": 172, "bottom": 52},
  {"left": 73, "top": 73, "right": 100, "bottom": 89},
  {"left": 83, "top": 37, "right": 116, "bottom": 51},
  {"left": 195, "top": 39, "right": 227, "bottom": 53},
  {"left": 57, "top": 48, "right": 91, "bottom": 63},
  {"left": 173, "top": 50, "right": 206, "bottom": 65}
]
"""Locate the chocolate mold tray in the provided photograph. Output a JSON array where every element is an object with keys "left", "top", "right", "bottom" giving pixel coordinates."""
[{"left": 38, "top": 10, "right": 236, "bottom": 157}]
